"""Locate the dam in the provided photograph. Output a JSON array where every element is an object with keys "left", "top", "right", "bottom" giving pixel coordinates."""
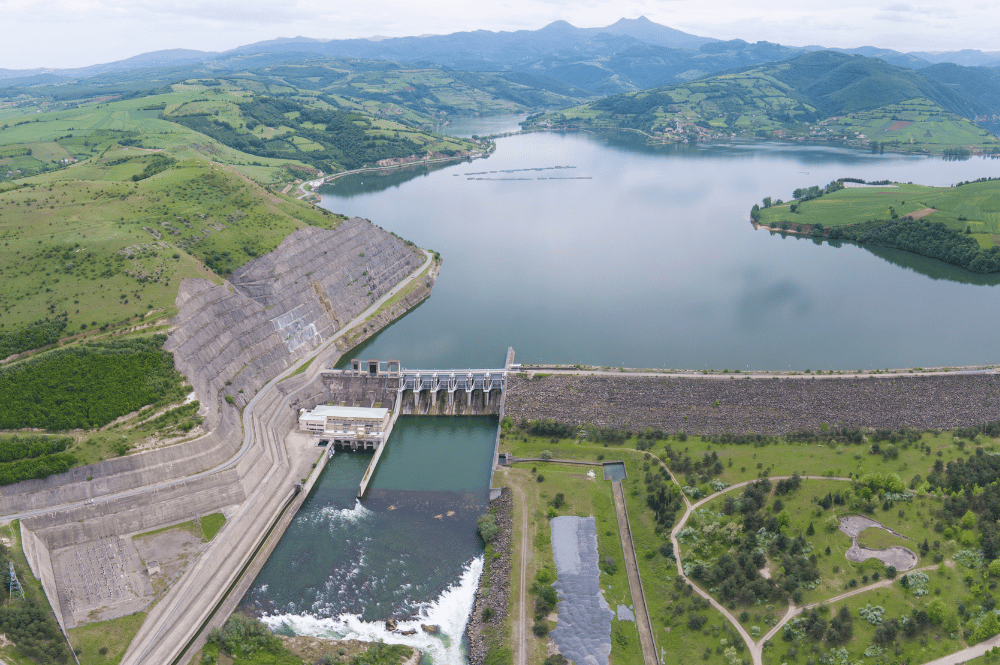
[{"left": 299, "top": 349, "right": 515, "bottom": 498}]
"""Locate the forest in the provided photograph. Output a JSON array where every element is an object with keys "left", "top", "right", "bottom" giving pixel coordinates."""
[
  {"left": 166, "top": 96, "right": 440, "bottom": 173},
  {"left": 0, "top": 335, "right": 186, "bottom": 431}
]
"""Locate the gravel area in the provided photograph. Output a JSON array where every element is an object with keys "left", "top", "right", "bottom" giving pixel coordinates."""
[
  {"left": 838, "top": 516, "right": 917, "bottom": 571},
  {"left": 617, "top": 604, "right": 635, "bottom": 621},
  {"left": 550, "top": 516, "right": 613, "bottom": 665},
  {"left": 505, "top": 373, "right": 1000, "bottom": 436}
]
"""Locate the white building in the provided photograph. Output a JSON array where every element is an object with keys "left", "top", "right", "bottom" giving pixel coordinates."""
[{"left": 298, "top": 405, "right": 392, "bottom": 450}]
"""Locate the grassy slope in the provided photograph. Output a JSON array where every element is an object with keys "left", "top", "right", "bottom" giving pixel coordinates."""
[{"left": 0, "top": 145, "right": 342, "bottom": 334}]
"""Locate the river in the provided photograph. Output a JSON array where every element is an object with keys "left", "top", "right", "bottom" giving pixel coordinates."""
[{"left": 247, "top": 124, "right": 1000, "bottom": 663}]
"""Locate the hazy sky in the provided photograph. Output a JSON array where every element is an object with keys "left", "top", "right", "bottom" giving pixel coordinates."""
[{"left": 2, "top": 0, "right": 998, "bottom": 70}]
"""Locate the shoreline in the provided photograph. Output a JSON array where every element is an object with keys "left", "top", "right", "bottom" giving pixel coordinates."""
[
  {"left": 520, "top": 126, "right": 1000, "bottom": 157},
  {"left": 296, "top": 146, "right": 494, "bottom": 201}
]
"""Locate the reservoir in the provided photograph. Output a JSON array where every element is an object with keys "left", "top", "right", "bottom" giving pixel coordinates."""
[
  {"left": 322, "top": 131, "right": 1000, "bottom": 372},
  {"left": 248, "top": 127, "right": 1000, "bottom": 663}
]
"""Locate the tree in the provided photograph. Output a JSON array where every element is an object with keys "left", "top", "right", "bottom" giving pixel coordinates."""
[
  {"left": 806, "top": 522, "right": 815, "bottom": 536},
  {"left": 990, "top": 560, "right": 1000, "bottom": 578},
  {"left": 977, "top": 611, "right": 1000, "bottom": 642},
  {"left": 963, "top": 510, "right": 978, "bottom": 530},
  {"left": 927, "top": 597, "right": 948, "bottom": 625},
  {"left": 762, "top": 197, "right": 772, "bottom": 208},
  {"left": 477, "top": 514, "right": 499, "bottom": 543}
]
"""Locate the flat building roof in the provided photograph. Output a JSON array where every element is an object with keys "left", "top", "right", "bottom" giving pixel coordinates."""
[{"left": 305, "top": 405, "right": 389, "bottom": 420}]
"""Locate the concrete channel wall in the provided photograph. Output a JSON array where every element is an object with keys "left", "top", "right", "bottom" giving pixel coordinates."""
[
  {"left": 504, "top": 372, "right": 1000, "bottom": 435},
  {"left": 20, "top": 522, "right": 65, "bottom": 631}
]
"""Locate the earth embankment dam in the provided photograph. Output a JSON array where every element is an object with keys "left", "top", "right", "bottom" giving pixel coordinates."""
[{"left": 504, "top": 371, "right": 1000, "bottom": 435}]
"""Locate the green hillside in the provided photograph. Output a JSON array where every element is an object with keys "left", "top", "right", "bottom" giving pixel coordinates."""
[
  {"left": 524, "top": 51, "right": 1000, "bottom": 153},
  {"left": 0, "top": 144, "right": 346, "bottom": 346},
  {"left": 0, "top": 85, "right": 480, "bottom": 183},
  {"left": 0, "top": 58, "right": 593, "bottom": 131}
]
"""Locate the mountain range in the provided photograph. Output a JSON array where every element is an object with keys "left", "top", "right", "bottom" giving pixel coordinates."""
[{"left": 4, "top": 17, "right": 1000, "bottom": 96}]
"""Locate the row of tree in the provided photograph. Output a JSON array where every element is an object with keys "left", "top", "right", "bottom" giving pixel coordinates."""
[{"left": 827, "top": 218, "right": 1000, "bottom": 273}]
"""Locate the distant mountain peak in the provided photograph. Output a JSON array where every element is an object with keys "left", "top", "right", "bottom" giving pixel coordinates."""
[{"left": 540, "top": 20, "right": 578, "bottom": 31}]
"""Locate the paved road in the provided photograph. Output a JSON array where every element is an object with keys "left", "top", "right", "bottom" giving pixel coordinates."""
[
  {"left": 611, "top": 481, "right": 658, "bottom": 665},
  {"left": 509, "top": 480, "right": 530, "bottom": 665},
  {"left": 519, "top": 366, "right": 998, "bottom": 381}
]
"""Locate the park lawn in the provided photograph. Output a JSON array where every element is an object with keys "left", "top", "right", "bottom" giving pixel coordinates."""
[
  {"left": 658, "top": 430, "right": 973, "bottom": 493},
  {"left": 500, "top": 462, "right": 643, "bottom": 665},
  {"left": 501, "top": 435, "right": 742, "bottom": 665},
  {"left": 763, "top": 569, "right": 971, "bottom": 665},
  {"left": 68, "top": 612, "right": 147, "bottom": 665}
]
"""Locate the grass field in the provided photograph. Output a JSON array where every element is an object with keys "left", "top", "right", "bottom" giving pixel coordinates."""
[
  {"left": 858, "top": 526, "right": 917, "bottom": 551},
  {"left": 499, "top": 421, "right": 1000, "bottom": 665},
  {"left": 757, "top": 177, "right": 1000, "bottom": 250},
  {"left": 500, "top": 436, "right": 753, "bottom": 665},
  {"left": 68, "top": 612, "right": 147, "bottom": 665},
  {"left": 0, "top": 147, "right": 343, "bottom": 336}
]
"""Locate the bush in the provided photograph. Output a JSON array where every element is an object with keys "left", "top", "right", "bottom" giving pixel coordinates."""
[
  {"left": 602, "top": 556, "right": 618, "bottom": 575},
  {"left": 477, "top": 514, "right": 499, "bottom": 543},
  {"left": 688, "top": 614, "right": 708, "bottom": 631},
  {"left": 206, "top": 613, "right": 283, "bottom": 657},
  {"left": 533, "top": 619, "right": 550, "bottom": 637},
  {"left": 482, "top": 606, "right": 495, "bottom": 622}
]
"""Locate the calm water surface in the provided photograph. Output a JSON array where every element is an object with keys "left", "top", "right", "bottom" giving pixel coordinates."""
[{"left": 322, "top": 133, "right": 1000, "bottom": 371}]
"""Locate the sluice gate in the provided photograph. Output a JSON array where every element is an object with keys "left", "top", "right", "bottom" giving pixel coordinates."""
[{"left": 305, "top": 350, "right": 516, "bottom": 498}]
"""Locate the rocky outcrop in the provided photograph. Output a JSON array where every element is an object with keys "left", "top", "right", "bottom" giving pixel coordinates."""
[
  {"left": 505, "top": 373, "right": 1000, "bottom": 436},
  {"left": 466, "top": 489, "right": 513, "bottom": 665}
]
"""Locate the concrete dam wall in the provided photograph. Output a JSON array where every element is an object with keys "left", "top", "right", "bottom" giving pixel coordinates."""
[
  {"left": 169, "top": 218, "right": 423, "bottom": 421},
  {"left": 504, "top": 372, "right": 1000, "bottom": 436},
  {"left": 0, "top": 218, "right": 421, "bottom": 519}
]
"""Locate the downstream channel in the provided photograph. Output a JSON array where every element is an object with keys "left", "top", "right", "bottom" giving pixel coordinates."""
[
  {"left": 245, "top": 416, "right": 497, "bottom": 663},
  {"left": 246, "top": 122, "right": 1000, "bottom": 663}
]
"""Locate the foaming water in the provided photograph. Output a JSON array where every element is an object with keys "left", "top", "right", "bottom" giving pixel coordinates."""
[
  {"left": 243, "top": 417, "right": 497, "bottom": 665},
  {"left": 262, "top": 556, "right": 483, "bottom": 665}
]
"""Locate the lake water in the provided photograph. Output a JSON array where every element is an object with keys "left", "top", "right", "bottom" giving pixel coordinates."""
[{"left": 321, "top": 132, "right": 1000, "bottom": 372}]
